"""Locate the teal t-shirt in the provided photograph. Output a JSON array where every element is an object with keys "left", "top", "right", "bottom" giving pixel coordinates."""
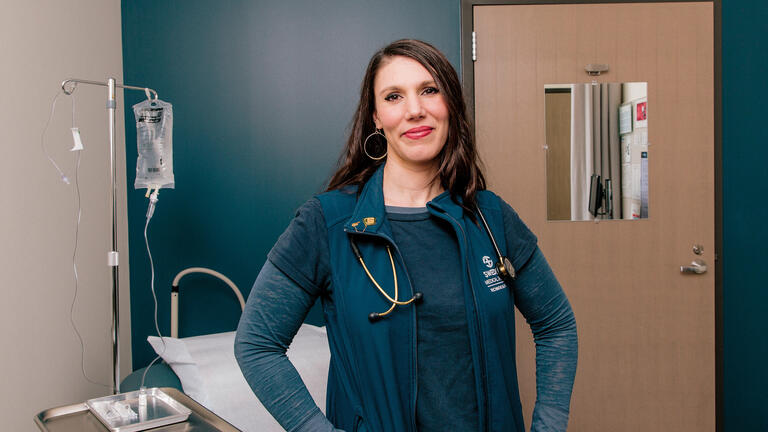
[{"left": 385, "top": 205, "right": 478, "bottom": 432}]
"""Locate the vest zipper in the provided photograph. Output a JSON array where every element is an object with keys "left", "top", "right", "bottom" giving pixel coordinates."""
[
  {"left": 427, "top": 209, "right": 490, "bottom": 432},
  {"left": 344, "top": 229, "right": 419, "bottom": 432}
]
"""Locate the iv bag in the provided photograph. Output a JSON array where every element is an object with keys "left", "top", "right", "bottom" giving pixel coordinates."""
[{"left": 133, "top": 99, "right": 174, "bottom": 189}]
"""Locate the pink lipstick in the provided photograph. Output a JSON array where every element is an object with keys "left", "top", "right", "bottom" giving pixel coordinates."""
[{"left": 403, "top": 126, "right": 433, "bottom": 139}]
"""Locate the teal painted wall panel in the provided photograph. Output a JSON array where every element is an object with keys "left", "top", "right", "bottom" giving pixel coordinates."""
[
  {"left": 121, "top": 1, "right": 460, "bottom": 369},
  {"left": 722, "top": 2, "right": 768, "bottom": 430}
]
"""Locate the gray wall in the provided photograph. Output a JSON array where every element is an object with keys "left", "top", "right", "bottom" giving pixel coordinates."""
[
  {"left": 0, "top": 1, "right": 131, "bottom": 430},
  {"left": 121, "top": 0, "right": 460, "bottom": 369}
]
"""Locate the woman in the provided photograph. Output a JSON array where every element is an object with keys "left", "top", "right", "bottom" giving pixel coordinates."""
[{"left": 235, "top": 39, "right": 577, "bottom": 432}]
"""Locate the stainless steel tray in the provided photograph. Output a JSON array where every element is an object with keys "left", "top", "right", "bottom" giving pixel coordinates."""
[
  {"left": 34, "top": 387, "right": 240, "bottom": 432},
  {"left": 86, "top": 387, "right": 190, "bottom": 432}
]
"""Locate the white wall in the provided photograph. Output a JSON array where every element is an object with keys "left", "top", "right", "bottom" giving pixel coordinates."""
[{"left": 0, "top": 1, "right": 131, "bottom": 430}]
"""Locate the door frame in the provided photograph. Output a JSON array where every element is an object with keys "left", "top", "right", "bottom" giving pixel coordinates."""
[{"left": 459, "top": 1, "right": 723, "bottom": 430}]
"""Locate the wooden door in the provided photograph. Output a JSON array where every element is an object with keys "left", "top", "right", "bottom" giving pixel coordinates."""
[{"left": 473, "top": 3, "right": 715, "bottom": 431}]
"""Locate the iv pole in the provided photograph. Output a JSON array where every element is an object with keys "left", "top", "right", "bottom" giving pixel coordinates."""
[{"left": 61, "top": 77, "right": 159, "bottom": 394}]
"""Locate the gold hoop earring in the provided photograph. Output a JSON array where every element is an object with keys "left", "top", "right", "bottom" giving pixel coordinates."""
[{"left": 363, "top": 129, "right": 388, "bottom": 161}]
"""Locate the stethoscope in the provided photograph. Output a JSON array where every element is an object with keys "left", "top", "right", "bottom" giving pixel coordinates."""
[{"left": 349, "top": 206, "right": 516, "bottom": 323}]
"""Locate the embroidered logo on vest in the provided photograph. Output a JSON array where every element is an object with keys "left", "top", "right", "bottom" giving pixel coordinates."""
[{"left": 481, "top": 256, "right": 507, "bottom": 292}]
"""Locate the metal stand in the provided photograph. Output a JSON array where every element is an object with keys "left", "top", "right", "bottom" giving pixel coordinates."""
[{"left": 61, "top": 78, "right": 159, "bottom": 394}]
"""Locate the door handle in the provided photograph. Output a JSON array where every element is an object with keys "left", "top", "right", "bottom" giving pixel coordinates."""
[{"left": 680, "top": 258, "right": 707, "bottom": 274}]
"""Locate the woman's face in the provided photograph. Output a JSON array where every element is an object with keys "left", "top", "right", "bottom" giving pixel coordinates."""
[{"left": 372, "top": 56, "right": 449, "bottom": 169}]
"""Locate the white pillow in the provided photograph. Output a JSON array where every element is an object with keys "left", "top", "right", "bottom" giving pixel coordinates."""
[{"left": 147, "top": 324, "right": 330, "bottom": 432}]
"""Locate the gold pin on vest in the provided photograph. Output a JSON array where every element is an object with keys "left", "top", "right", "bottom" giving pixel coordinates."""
[{"left": 351, "top": 217, "right": 376, "bottom": 233}]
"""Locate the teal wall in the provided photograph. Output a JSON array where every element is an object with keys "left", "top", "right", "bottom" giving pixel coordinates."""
[
  {"left": 121, "top": 1, "right": 460, "bottom": 370},
  {"left": 122, "top": 1, "right": 768, "bottom": 429},
  {"left": 721, "top": 2, "right": 768, "bottom": 430}
]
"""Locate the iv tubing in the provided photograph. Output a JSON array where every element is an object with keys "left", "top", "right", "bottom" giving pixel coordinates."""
[
  {"left": 140, "top": 191, "right": 165, "bottom": 388},
  {"left": 69, "top": 133, "right": 109, "bottom": 389},
  {"left": 41, "top": 92, "right": 69, "bottom": 184},
  {"left": 43, "top": 89, "right": 110, "bottom": 388}
]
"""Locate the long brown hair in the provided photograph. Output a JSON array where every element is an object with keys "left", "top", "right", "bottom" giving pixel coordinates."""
[{"left": 326, "top": 39, "right": 486, "bottom": 211}]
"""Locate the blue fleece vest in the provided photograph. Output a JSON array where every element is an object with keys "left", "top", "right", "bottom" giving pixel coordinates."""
[{"left": 316, "top": 166, "right": 524, "bottom": 432}]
